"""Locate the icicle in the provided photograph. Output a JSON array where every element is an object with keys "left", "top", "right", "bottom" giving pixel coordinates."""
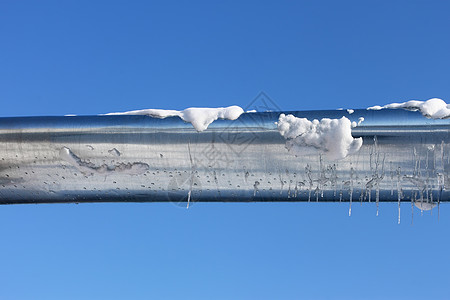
[
  {"left": 390, "top": 161, "right": 394, "bottom": 196},
  {"left": 413, "top": 147, "right": 418, "bottom": 176},
  {"left": 438, "top": 197, "right": 441, "bottom": 221},
  {"left": 187, "top": 141, "right": 194, "bottom": 209},
  {"left": 420, "top": 191, "right": 424, "bottom": 216},
  {"left": 429, "top": 186, "right": 433, "bottom": 204},
  {"left": 213, "top": 170, "right": 218, "bottom": 185},
  {"left": 397, "top": 167, "right": 402, "bottom": 224},
  {"left": 331, "top": 163, "right": 338, "bottom": 197},
  {"left": 279, "top": 174, "right": 284, "bottom": 195},
  {"left": 315, "top": 187, "right": 319, "bottom": 202},
  {"left": 305, "top": 164, "right": 312, "bottom": 202},
  {"left": 349, "top": 188, "right": 353, "bottom": 216},
  {"left": 186, "top": 189, "right": 191, "bottom": 209},
  {"left": 377, "top": 154, "right": 385, "bottom": 217},
  {"left": 286, "top": 169, "right": 291, "bottom": 198},
  {"left": 318, "top": 155, "right": 323, "bottom": 200},
  {"left": 349, "top": 165, "right": 354, "bottom": 216},
  {"left": 253, "top": 181, "right": 260, "bottom": 196},
  {"left": 376, "top": 188, "right": 379, "bottom": 216}
]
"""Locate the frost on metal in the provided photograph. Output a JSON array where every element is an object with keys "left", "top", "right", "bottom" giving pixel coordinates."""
[
  {"left": 276, "top": 114, "right": 363, "bottom": 160},
  {"left": 60, "top": 147, "right": 149, "bottom": 175},
  {"left": 105, "top": 105, "right": 244, "bottom": 132}
]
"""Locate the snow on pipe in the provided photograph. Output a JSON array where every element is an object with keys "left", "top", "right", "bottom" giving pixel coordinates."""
[{"left": 0, "top": 107, "right": 449, "bottom": 215}]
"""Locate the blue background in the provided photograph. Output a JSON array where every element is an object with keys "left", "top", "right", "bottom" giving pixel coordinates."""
[{"left": 1, "top": 1, "right": 449, "bottom": 299}]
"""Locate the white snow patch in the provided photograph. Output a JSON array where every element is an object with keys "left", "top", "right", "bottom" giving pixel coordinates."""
[
  {"left": 367, "top": 98, "right": 450, "bottom": 119},
  {"left": 105, "top": 106, "right": 244, "bottom": 132},
  {"left": 246, "top": 109, "right": 257, "bottom": 113},
  {"left": 347, "top": 109, "right": 354, "bottom": 114},
  {"left": 277, "top": 114, "right": 363, "bottom": 160}
]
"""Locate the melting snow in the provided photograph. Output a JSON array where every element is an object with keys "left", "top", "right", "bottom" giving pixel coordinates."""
[
  {"left": 367, "top": 98, "right": 450, "bottom": 119},
  {"left": 105, "top": 106, "right": 244, "bottom": 132},
  {"left": 277, "top": 114, "right": 363, "bottom": 160},
  {"left": 414, "top": 201, "right": 436, "bottom": 211}
]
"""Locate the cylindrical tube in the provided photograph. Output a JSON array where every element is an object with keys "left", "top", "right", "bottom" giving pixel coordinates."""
[{"left": 0, "top": 109, "right": 449, "bottom": 206}]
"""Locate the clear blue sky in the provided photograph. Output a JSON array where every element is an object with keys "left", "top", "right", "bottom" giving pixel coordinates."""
[{"left": 1, "top": 1, "right": 449, "bottom": 299}]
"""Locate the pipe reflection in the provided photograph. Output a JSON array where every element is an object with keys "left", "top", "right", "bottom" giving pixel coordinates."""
[{"left": 0, "top": 109, "right": 449, "bottom": 209}]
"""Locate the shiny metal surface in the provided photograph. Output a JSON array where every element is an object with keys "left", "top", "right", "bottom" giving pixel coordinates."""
[{"left": 0, "top": 109, "right": 449, "bottom": 206}]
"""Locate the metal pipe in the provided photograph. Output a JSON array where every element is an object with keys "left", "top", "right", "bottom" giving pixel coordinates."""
[{"left": 0, "top": 109, "right": 449, "bottom": 207}]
